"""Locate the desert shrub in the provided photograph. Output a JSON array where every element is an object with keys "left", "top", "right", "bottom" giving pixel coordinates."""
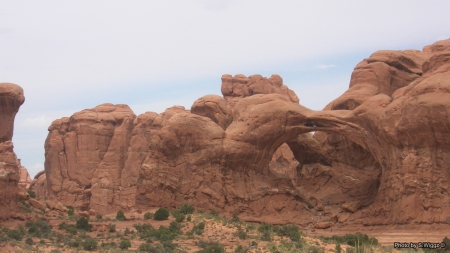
[
  {"left": 82, "top": 237, "right": 97, "bottom": 251},
  {"left": 144, "top": 212, "right": 153, "bottom": 220},
  {"left": 233, "top": 228, "right": 248, "bottom": 239},
  {"left": 108, "top": 224, "right": 116, "bottom": 233},
  {"left": 116, "top": 210, "right": 126, "bottom": 221},
  {"left": 257, "top": 222, "right": 272, "bottom": 233},
  {"left": 290, "top": 231, "right": 301, "bottom": 242},
  {"left": 66, "top": 206, "right": 74, "bottom": 216},
  {"left": 7, "top": 229, "right": 24, "bottom": 241},
  {"left": 119, "top": 239, "right": 131, "bottom": 250},
  {"left": 169, "top": 221, "right": 182, "bottom": 234},
  {"left": 139, "top": 243, "right": 165, "bottom": 252},
  {"left": 179, "top": 203, "right": 195, "bottom": 214},
  {"left": 134, "top": 223, "right": 153, "bottom": 234},
  {"left": 18, "top": 199, "right": 32, "bottom": 213},
  {"left": 444, "top": 236, "right": 450, "bottom": 250},
  {"left": 231, "top": 213, "right": 240, "bottom": 223},
  {"left": 187, "top": 215, "right": 192, "bottom": 221},
  {"left": 172, "top": 210, "right": 185, "bottom": 222},
  {"left": 235, "top": 245, "right": 244, "bottom": 253},
  {"left": 336, "top": 243, "right": 342, "bottom": 253},
  {"left": 163, "top": 240, "right": 178, "bottom": 251},
  {"left": 209, "top": 209, "right": 218, "bottom": 216},
  {"left": 58, "top": 222, "right": 77, "bottom": 235},
  {"left": 26, "top": 220, "right": 52, "bottom": 238},
  {"left": 95, "top": 214, "right": 102, "bottom": 220},
  {"left": 153, "top": 226, "right": 178, "bottom": 242},
  {"left": 269, "top": 241, "right": 304, "bottom": 253},
  {"left": 154, "top": 208, "right": 169, "bottom": 221},
  {"left": 76, "top": 217, "right": 92, "bottom": 231},
  {"left": 196, "top": 240, "right": 225, "bottom": 253},
  {"left": 321, "top": 233, "right": 378, "bottom": 248},
  {"left": 68, "top": 239, "right": 81, "bottom": 248},
  {"left": 27, "top": 190, "right": 36, "bottom": 199},
  {"left": 261, "top": 230, "right": 272, "bottom": 241},
  {"left": 192, "top": 221, "right": 205, "bottom": 235},
  {"left": 25, "top": 237, "right": 34, "bottom": 245},
  {"left": 273, "top": 224, "right": 299, "bottom": 237},
  {"left": 308, "top": 245, "right": 324, "bottom": 253}
]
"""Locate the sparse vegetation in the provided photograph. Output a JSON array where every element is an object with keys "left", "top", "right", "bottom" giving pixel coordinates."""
[
  {"left": 95, "top": 213, "right": 102, "bottom": 220},
  {"left": 154, "top": 207, "right": 170, "bottom": 220},
  {"left": 67, "top": 206, "right": 74, "bottom": 216},
  {"left": 82, "top": 237, "right": 98, "bottom": 251},
  {"left": 27, "top": 190, "right": 36, "bottom": 198},
  {"left": 179, "top": 203, "right": 195, "bottom": 214},
  {"left": 144, "top": 211, "right": 153, "bottom": 220},
  {"left": 76, "top": 217, "right": 92, "bottom": 231},
  {"left": 116, "top": 210, "right": 126, "bottom": 221},
  {"left": 192, "top": 221, "right": 206, "bottom": 235},
  {"left": 119, "top": 239, "right": 131, "bottom": 249},
  {"left": 196, "top": 240, "right": 225, "bottom": 253}
]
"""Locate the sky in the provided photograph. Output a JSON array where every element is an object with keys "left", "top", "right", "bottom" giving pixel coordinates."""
[{"left": 1, "top": 1, "right": 449, "bottom": 178}]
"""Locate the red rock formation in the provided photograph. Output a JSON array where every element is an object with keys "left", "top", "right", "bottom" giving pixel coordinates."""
[
  {"left": 29, "top": 170, "right": 48, "bottom": 199},
  {"left": 0, "top": 83, "right": 25, "bottom": 220},
  {"left": 40, "top": 39, "right": 450, "bottom": 226},
  {"left": 17, "top": 159, "right": 32, "bottom": 190}
]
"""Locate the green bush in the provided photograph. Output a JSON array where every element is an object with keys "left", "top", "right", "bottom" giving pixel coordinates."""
[
  {"left": 172, "top": 210, "right": 186, "bottom": 222},
  {"left": 134, "top": 223, "right": 153, "bottom": 234},
  {"left": 116, "top": 210, "right": 126, "bottom": 221},
  {"left": 58, "top": 222, "right": 77, "bottom": 235},
  {"left": 27, "top": 190, "right": 36, "bottom": 199},
  {"left": 233, "top": 228, "right": 248, "bottom": 239},
  {"left": 25, "top": 237, "right": 34, "bottom": 245},
  {"left": 82, "top": 237, "right": 98, "bottom": 251},
  {"left": 169, "top": 221, "right": 182, "bottom": 234},
  {"left": 26, "top": 220, "right": 52, "bottom": 238},
  {"left": 187, "top": 215, "right": 192, "bottom": 221},
  {"left": 101, "top": 241, "right": 116, "bottom": 249},
  {"left": 443, "top": 236, "right": 450, "bottom": 250},
  {"left": 192, "top": 222, "right": 205, "bottom": 235},
  {"left": 108, "top": 224, "right": 116, "bottom": 233},
  {"left": 95, "top": 214, "right": 102, "bottom": 220},
  {"left": 144, "top": 212, "right": 153, "bottom": 220},
  {"left": 139, "top": 243, "right": 164, "bottom": 252},
  {"left": 179, "top": 203, "right": 195, "bottom": 214},
  {"left": 196, "top": 240, "right": 225, "bottom": 253},
  {"left": 76, "top": 217, "right": 92, "bottom": 231},
  {"left": 336, "top": 243, "right": 342, "bottom": 253},
  {"left": 258, "top": 222, "right": 272, "bottom": 233},
  {"left": 234, "top": 245, "right": 244, "bottom": 253},
  {"left": 119, "top": 239, "right": 131, "bottom": 250},
  {"left": 67, "top": 206, "right": 74, "bottom": 216},
  {"left": 261, "top": 230, "right": 272, "bottom": 241},
  {"left": 7, "top": 229, "right": 24, "bottom": 241},
  {"left": 154, "top": 208, "right": 169, "bottom": 221},
  {"left": 231, "top": 213, "right": 240, "bottom": 223}
]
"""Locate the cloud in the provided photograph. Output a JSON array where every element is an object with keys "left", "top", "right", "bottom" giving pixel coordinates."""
[
  {"left": 28, "top": 163, "right": 44, "bottom": 171},
  {"left": 316, "top": 64, "right": 337, "bottom": 70},
  {"left": 21, "top": 115, "right": 53, "bottom": 129}
]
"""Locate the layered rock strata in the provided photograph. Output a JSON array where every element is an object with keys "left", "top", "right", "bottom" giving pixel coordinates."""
[
  {"left": 0, "top": 83, "right": 25, "bottom": 220},
  {"left": 39, "top": 39, "right": 450, "bottom": 225}
]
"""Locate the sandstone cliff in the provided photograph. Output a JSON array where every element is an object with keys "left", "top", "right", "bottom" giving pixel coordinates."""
[
  {"left": 37, "top": 39, "right": 450, "bottom": 226},
  {"left": 0, "top": 83, "right": 25, "bottom": 220}
]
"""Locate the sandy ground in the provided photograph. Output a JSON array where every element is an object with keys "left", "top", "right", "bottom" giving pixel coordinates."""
[{"left": 1, "top": 207, "right": 450, "bottom": 252}]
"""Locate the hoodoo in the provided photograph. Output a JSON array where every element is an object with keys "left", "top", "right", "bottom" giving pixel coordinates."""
[{"left": 0, "top": 83, "right": 25, "bottom": 220}]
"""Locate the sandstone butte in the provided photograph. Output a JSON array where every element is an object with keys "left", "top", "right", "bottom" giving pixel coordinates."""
[{"left": 1, "top": 39, "right": 449, "bottom": 227}]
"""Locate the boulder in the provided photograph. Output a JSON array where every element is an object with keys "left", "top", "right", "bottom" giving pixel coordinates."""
[
  {"left": 45, "top": 200, "right": 57, "bottom": 210},
  {"left": 27, "top": 198, "right": 44, "bottom": 210},
  {"left": 315, "top": 221, "right": 333, "bottom": 229}
]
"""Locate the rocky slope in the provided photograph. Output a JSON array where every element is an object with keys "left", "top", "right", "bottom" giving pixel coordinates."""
[
  {"left": 36, "top": 39, "right": 450, "bottom": 226},
  {"left": 0, "top": 83, "right": 25, "bottom": 220}
]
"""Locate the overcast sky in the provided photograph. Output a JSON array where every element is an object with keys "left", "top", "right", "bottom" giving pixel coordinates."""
[{"left": 1, "top": 1, "right": 449, "bottom": 178}]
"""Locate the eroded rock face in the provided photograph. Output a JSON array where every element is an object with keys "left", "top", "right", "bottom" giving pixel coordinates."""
[
  {"left": 0, "top": 83, "right": 25, "bottom": 220},
  {"left": 18, "top": 159, "right": 32, "bottom": 190},
  {"left": 41, "top": 39, "right": 450, "bottom": 225}
]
